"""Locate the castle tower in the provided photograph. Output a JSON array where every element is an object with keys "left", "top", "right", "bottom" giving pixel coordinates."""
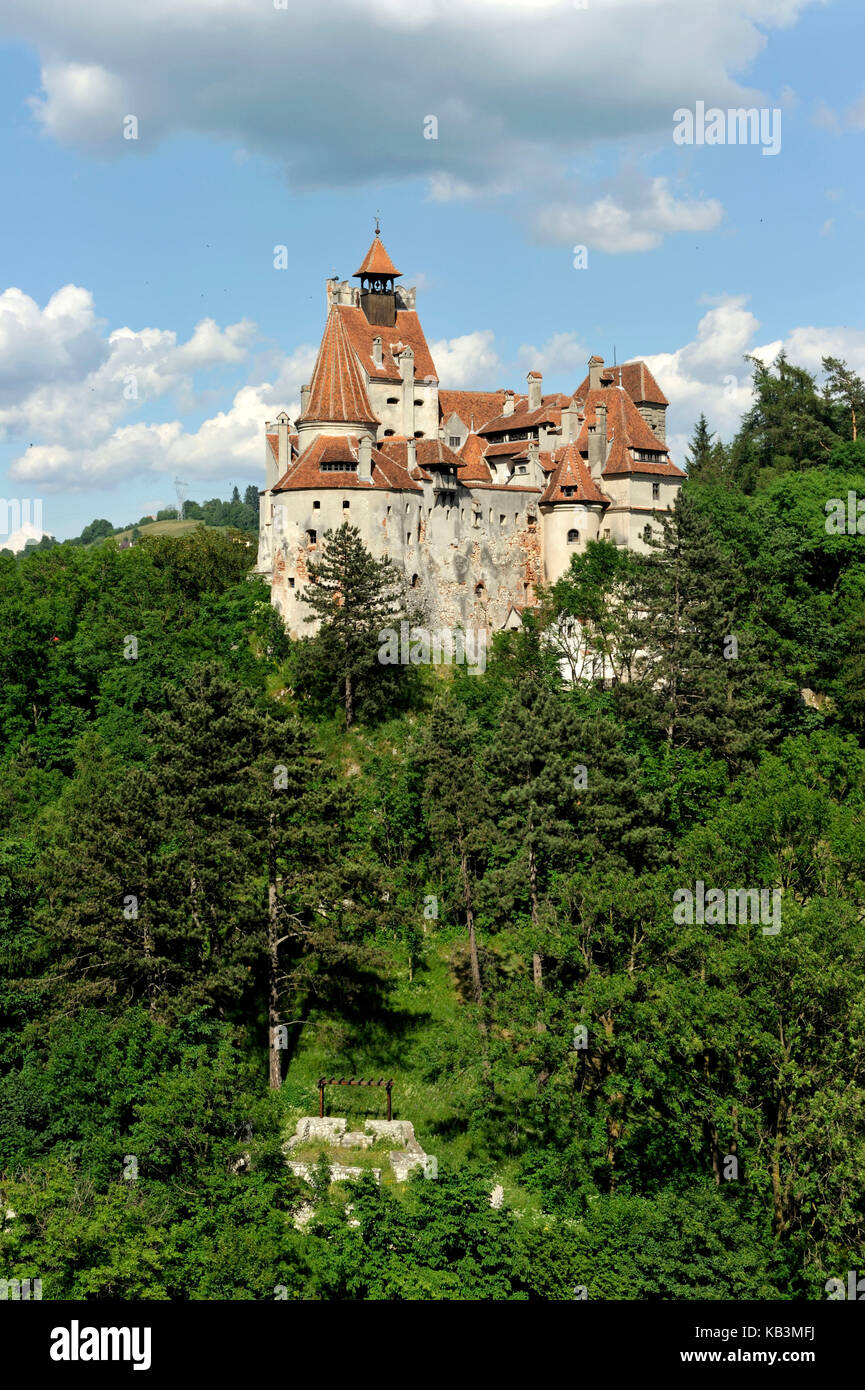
[{"left": 354, "top": 227, "right": 402, "bottom": 328}]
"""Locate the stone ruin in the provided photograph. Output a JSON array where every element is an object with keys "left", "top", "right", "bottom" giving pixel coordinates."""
[{"left": 284, "top": 1116, "right": 431, "bottom": 1184}]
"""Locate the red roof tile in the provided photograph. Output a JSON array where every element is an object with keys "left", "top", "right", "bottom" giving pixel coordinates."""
[
  {"left": 456, "top": 432, "right": 493, "bottom": 483},
  {"left": 301, "top": 309, "right": 378, "bottom": 426},
  {"left": 574, "top": 359, "right": 669, "bottom": 407},
  {"left": 354, "top": 233, "right": 401, "bottom": 279},
  {"left": 540, "top": 443, "right": 610, "bottom": 505},
  {"left": 337, "top": 305, "right": 437, "bottom": 384},
  {"left": 438, "top": 390, "right": 508, "bottom": 432},
  {"left": 273, "top": 434, "right": 421, "bottom": 492}
]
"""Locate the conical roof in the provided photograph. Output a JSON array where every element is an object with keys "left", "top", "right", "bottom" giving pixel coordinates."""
[
  {"left": 354, "top": 233, "right": 401, "bottom": 279},
  {"left": 300, "top": 308, "right": 378, "bottom": 425}
]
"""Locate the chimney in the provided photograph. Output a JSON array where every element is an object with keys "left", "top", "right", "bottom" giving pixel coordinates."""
[
  {"left": 265, "top": 421, "right": 279, "bottom": 490},
  {"left": 407, "top": 438, "right": 417, "bottom": 472},
  {"left": 358, "top": 433, "right": 372, "bottom": 481},
  {"left": 401, "top": 346, "right": 415, "bottom": 438},
  {"left": 588, "top": 402, "right": 607, "bottom": 480},
  {"left": 372, "top": 335, "right": 383, "bottom": 368},
  {"left": 300, "top": 384, "right": 311, "bottom": 418},
  {"left": 502, "top": 391, "right": 515, "bottom": 417},
  {"left": 527, "top": 371, "right": 542, "bottom": 412},
  {"left": 561, "top": 401, "right": 579, "bottom": 443},
  {"left": 588, "top": 355, "right": 604, "bottom": 391},
  {"left": 276, "top": 412, "right": 290, "bottom": 475}
]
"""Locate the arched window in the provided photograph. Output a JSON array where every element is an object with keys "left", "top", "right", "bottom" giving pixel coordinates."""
[
  {"left": 475, "top": 581, "right": 486, "bottom": 596},
  {"left": 567, "top": 528, "right": 579, "bottom": 543},
  {"left": 411, "top": 574, "right": 419, "bottom": 588}
]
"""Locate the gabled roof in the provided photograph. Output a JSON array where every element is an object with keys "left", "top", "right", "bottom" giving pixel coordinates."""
[
  {"left": 438, "top": 390, "right": 508, "bottom": 432},
  {"left": 300, "top": 309, "right": 378, "bottom": 426},
  {"left": 574, "top": 360, "right": 669, "bottom": 407},
  {"left": 574, "top": 386, "right": 685, "bottom": 477},
  {"left": 273, "top": 434, "right": 421, "bottom": 492},
  {"left": 354, "top": 234, "right": 401, "bottom": 279},
  {"left": 457, "top": 432, "right": 493, "bottom": 483},
  {"left": 540, "top": 443, "right": 610, "bottom": 505},
  {"left": 379, "top": 437, "right": 467, "bottom": 476},
  {"left": 478, "top": 395, "right": 570, "bottom": 436},
  {"left": 337, "top": 305, "right": 437, "bottom": 384}
]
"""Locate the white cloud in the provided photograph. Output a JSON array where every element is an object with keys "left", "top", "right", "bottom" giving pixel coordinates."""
[
  {"left": 516, "top": 332, "right": 588, "bottom": 377},
  {"left": 429, "top": 329, "right": 502, "bottom": 387},
  {"left": 640, "top": 297, "right": 865, "bottom": 458},
  {"left": 2, "top": 0, "right": 823, "bottom": 252},
  {"left": 533, "top": 177, "right": 723, "bottom": 253},
  {"left": 1, "top": 283, "right": 316, "bottom": 490}
]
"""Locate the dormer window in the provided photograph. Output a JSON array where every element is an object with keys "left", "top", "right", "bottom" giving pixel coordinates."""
[
  {"left": 562, "top": 486, "right": 574, "bottom": 497},
  {"left": 567, "top": 528, "right": 579, "bottom": 543}
]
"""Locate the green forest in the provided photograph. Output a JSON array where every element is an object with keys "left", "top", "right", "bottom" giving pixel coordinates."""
[{"left": 1, "top": 353, "right": 864, "bottom": 1301}]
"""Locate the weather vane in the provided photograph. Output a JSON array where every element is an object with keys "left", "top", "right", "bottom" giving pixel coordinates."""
[{"left": 374, "top": 209, "right": 381, "bottom": 235}]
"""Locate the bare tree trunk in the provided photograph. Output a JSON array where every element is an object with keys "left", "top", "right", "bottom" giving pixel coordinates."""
[
  {"left": 345, "top": 673, "right": 353, "bottom": 728},
  {"left": 267, "top": 816, "right": 282, "bottom": 1091}
]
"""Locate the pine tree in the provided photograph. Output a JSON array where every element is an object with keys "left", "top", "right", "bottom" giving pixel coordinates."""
[
  {"left": 301, "top": 522, "right": 407, "bottom": 726},
  {"left": 615, "top": 490, "right": 776, "bottom": 766},
  {"left": 420, "top": 699, "right": 495, "bottom": 1068},
  {"left": 684, "top": 414, "right": 715, "bottom": 480},
  {"left": 822, "top": 355, "right": 865, "bottom": 442}
]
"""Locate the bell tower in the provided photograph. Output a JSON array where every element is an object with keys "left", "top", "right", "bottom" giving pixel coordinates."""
[{"left": 354, "top": 218, "right": 401, "bottom": 328}]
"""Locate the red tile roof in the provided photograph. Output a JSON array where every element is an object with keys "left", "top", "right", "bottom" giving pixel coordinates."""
[
  {"left": 354, "top": 233, "right": 401, "bottom": 279},
  {"left": 574, "top": 359, "right": 669, "bottom": 407},
  {"left": 300, "top": 309, "right": 378, "bottom": 426},
  {"left": 571, "top": 386, "right": 685, "bottom": 477},
  {"left": 484, "top": 439, "right": 529, "bottom": 458},
  {"left": 273, "top": 434, "right": 421, "bottom": 492},
  {"left": 456, "top": 432, "right": 492, "bottom": 483},
  {"left": 478, "top": 394, "right": 570, "bottom": 436},
  {"left": 438, "top": 389, "right": 508, "bottom": 432},
  {"left": 337, "top": 305, "right": 437, "bottom": 384},
  {"left": 540, "top": 443, "right": 610, "bottom": 505},
  {"left": 379, "top": 437, "right": 467, "bottom": 473}
]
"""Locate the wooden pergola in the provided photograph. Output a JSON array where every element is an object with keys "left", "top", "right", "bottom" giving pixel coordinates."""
[{"left": 318, "top": 1076, "right": 394, "bottom": 1121}]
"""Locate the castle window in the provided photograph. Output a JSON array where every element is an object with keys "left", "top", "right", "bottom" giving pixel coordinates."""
[
  {"left": 652, "top": 482, "right": 660, "bottom": 500},
  {"left": 387, "top": 397, "right": 399, "bottom": 405},
  {"left": 475, "top": 581, "right": 485, "bottom": 595},
  {"left": 414, "top": 431, "right": 424, "bottom": 438},
  {"left": 386, "top": 505, "right": 392, "bottom": 516},
  {"left": 449, "top": 436, "right": 461, "bottom": 448},
  {"left": 514, "top": 512, "right": 519, "bottom": 525},
  {"left": 288, "top": 577, "right": 295, "bottom": 589},
  {"left": 643, "top": 525, "right": 653, "bottom": 543},
  {"left": 562, "top": 487, "right": 574, "bottom": 498},
  {"left": 604, "top": 528, "right": 611, "bottom": 539},
  {"left": 343, "top": 500, "right": 350, "bottom": 509},
  {"left": 567, "top": 528, "right": 579, "bottom": 543},
  {"left": 414, "top": 399, "right": 423, "bottom": 407},
  {"left": 411, "top": 574, "right": 419, "bottom": 588},
  {"left": 313, "top": 500, "right": 321, "bottom": 509},
  {"left": 384, "top": 429, "right": 395, "bottom": 437},
  {"left": 500, "top": 514, "right": 505, "bottom": 528},
  {"left": 306, "top": 529, "right": 317, "bottom": 545},
  {"left": 527, "top": 514, "right": 536, "bottom": 529},
  {"left": 405, "top": 503, "right": 410, "bottom": 513}
]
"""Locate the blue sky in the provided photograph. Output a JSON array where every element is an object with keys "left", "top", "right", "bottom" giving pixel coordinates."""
[{"left": 0, "top": 0, "right": 863, "bottom": 543}]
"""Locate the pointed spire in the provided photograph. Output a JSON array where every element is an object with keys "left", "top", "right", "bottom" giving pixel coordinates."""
[
  {"left": 301, "top": 308, "right": 378, "bottom": 426},
  {"left": 354, "top": 232, "right": 401, "bottom": 280}
]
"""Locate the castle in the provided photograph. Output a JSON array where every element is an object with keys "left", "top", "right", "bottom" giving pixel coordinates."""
[{"left": 256, "top": 230, "right": 685, "bottom": 634}]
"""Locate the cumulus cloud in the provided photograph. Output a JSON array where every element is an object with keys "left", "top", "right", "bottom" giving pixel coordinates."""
[
  {"left": 516, "top": 332, "right": 588, "bottom": 377},
  {"left": 533, "top": 177, "right": 723, "bottom": 254},
  {"left": 2, "top": 0, "right": 823, "bottom": 252},
  {"left": 429, "top": 329, "right": 502, "bottom": 387},
  {"left": 1, "top": 284, "right": 316, "bottom": 489},
  {"left": 639, "top": 296, "right": 865, "bottom": 462}
]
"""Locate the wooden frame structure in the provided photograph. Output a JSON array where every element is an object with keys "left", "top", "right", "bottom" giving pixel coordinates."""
[{"left": 318, "top": 1076, "right": 393, "bottom": 1121}]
